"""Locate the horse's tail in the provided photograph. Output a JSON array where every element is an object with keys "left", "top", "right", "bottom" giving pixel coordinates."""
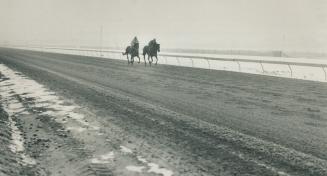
[{"left": 123, "top": 46, "right": 131, "bottom": 55}]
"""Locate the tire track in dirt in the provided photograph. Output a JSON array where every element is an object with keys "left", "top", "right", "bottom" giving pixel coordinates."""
[
  {"left": 0, "top": 66, "right": 115, "bottom": 176},
  {"left": 0, "top": 104, "right": 33, "bottom": 176},
  {"left": 0, "top": 64, "right": 177, "bottom": 176},
  {"left": 0, "top": 74, "right": 38, "bottom": 175}
]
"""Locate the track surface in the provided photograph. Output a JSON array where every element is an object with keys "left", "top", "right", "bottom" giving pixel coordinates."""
[{"left": 0, "top": 48, "right": 327, "bottom": 176}]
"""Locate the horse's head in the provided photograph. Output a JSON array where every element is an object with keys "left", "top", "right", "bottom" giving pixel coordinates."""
[{"left": 125, "top": 46, "right": 131, "bottom": 53}]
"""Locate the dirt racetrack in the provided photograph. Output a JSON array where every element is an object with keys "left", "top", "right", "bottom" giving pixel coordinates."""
[{"left": 0, "top": 48, "right": 327, "bottom": 176}]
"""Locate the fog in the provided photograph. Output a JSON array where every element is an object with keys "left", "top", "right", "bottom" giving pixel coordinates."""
[{"left": 1, "top": 0, "right": 327, "bottom": 52}]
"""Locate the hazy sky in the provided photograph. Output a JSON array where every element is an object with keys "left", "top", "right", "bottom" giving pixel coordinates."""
[{"left": 1, "top": 0, "right": 327, "bottom": 51}]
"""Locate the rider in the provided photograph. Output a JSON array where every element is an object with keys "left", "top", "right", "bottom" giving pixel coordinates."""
[
  {"left": 131, "top": 36, "right": 139, "bottom": 49},
  {"left": 148, "top": 38, "right": 157, "bottom": 48}
]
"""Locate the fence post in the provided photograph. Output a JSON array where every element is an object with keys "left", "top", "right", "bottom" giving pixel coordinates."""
[
  {"left": 288, "top": 64, "right": 293, "bottom": 78},
  {"left": 260, "top": 62, "right": 265, "bottom": 73},
  {"left": 322, "top": 67, "right": 327, "bottom": 81},
  {"left": 191, "top": 58, "right": 194, "bottom": 67},
  {"left": 206, "top": 59, "right": 211, "bottom": 70},
  {"left": 236, "top": 60, "right": 241, "bottom": 72},
  {"left": 176, "top": 57, "right": 181, "bottom": 66}
]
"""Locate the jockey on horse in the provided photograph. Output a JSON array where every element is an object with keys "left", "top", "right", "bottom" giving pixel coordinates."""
[
  {"left": 131, "top": 36, "right": 139, "bottom": 52},
  {"left": 123, "top": 36, "right": 141, "bottom": 64},
  {"left": 143, "top": 38, "right": 160, "bottom": 66},
  {"left": 148, "top": 38, "right": 157, "bottom": 50}
]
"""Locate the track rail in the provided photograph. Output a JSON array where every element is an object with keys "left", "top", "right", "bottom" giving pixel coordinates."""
[{"left": 4, "top": 45, "right": 327, "bottom": 81}]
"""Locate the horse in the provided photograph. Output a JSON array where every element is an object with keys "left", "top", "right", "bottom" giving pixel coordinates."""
[
  {"left": 122, "top": 45, "right": 141, "bottom": 65},
  {"left": 143, "top": 43, "right": 160, "bottom": 66}
]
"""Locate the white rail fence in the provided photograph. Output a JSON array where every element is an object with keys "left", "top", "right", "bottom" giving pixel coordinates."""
[{"left": 7, "top": 46, "right": 327, "bottom": 82}]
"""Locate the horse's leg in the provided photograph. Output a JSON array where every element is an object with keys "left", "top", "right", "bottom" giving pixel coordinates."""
[
  {"left": 129, "top": 55, "right": 132, "bottom": 65},
  {"left": 155, "top": 55, "right": 158, "bottom": 65},
  {"left": 148, "top": 55, "right": 151, "bottom": 66},
  {"left": 127, "top": 54, "right": 129, "bottom": 64},
  {"left": 137, "top": 55, "right": 141, "bottom": 64},
  {"left": 143, "top": 54, "right": 146, "bottom": 66}
]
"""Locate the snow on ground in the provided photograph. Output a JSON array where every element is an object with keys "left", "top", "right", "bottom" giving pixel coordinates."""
[
  {"left": 0, "top": 64, "right": 97, "bottom": 132},
  {"left": 0, "top": 63, "right": 174, "bottom": 175},
  {"left": 90, "top": 152, "right": 115, "bottom": 164},
  {"left": 0, "top": 77, "right": 36, "bottom": 165},
  {"left": 125, "top": 165, "right": 145, "bottom": 172},
  {"left": 120, "top": 145, "right": 133, "bottom": 154}
]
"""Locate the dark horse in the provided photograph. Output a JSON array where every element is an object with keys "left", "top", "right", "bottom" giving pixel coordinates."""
[
  {"left": 122, "top": 44, "right": 141, "bottom": 64},
  {"left": 143, "top": 43, "right": 160, "bottom": 66}
]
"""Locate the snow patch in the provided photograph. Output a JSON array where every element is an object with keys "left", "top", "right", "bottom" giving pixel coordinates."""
[
  {"left": 137, "top": 156, "right": 147, "bottom": 163},
  {"left": 90, "top": 152, "right": 115, "bottom": 164},
  {"left": 1, "top": 64, "right": 175, "bottom": 175},
  {"left": 67, "top": 126, "right": 86, "bottom": 132},
  {"left": 126, "top": 165, "right": 145, "bottom": 172},
  {"left": 0, "top": 82, "right": 36, "bottom": 165},
  {"left": 8, "top": 116, "right": 25, "bottom": 153},
  {"left": 120, "top": 146, "right": 133, "bottom": 154},
  {"left": 0, "top": 64, "right": 103, "bottom": 165},
  {"left": 148, "top": 163, "right": 174, "bottom": 176},
  {"left": 0, "top": 64, "right": 99, "bottom": 132}
]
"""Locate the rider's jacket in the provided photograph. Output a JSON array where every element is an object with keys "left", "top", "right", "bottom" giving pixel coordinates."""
[
  {"left": 148, "top": 39, "right": 156, "bottom": 47},
  {"left": 131, "top": 37, "right": 139, "bottom": 48}
]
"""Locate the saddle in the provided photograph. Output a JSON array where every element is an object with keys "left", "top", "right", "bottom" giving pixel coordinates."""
[
  {"left": 130, "top": 43, "right": 139, "bottom": 55},
  {"left": 132, "top": 43, "right": 139, "bottom": 50}
]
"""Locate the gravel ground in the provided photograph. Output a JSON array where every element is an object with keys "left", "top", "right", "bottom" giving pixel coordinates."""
[{"left": 0, "top": 48, "right": 327, "bottom": 176}]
